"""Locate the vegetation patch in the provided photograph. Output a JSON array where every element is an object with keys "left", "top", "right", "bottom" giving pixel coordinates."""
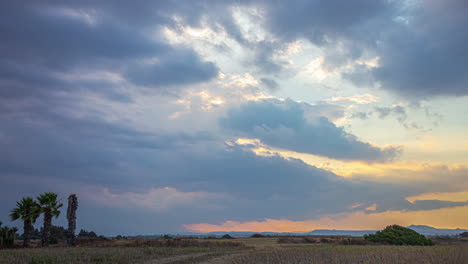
[
  {"left": 226, "top": 245, "right": 467, "bottom": 264},
  {"left": 364, "top": 225, "right": 433, "bottom": 246},
  {"left": 277, "top": 236, "right": 319, "bottom": 244},
  {"left": 0, "top": 222, "right": 17, "bottom": 249},
  {"left": 30, "top": 255, "right": 60, "bottom": 264}
]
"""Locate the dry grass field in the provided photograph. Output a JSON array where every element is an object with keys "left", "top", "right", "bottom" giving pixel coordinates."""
[
  {"left": 1, "top": 236, "right": 467, "bottom": 264},
  {"left": 227, "top": 245, "right": 468, "bottom": 264}
]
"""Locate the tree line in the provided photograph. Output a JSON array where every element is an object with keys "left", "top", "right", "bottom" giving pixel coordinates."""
[
  {"left": 4, "top": 193, "right": 78, "bottom": 248},
  {"left": 0, "top": 221, "right": 17, "bottom": 248}
]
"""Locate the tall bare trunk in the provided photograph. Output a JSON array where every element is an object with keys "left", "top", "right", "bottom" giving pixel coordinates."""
[
  {"left": 67, "top": 194, "right": 78, "bottom": 246},
  {"left": 41, "top": 211, "right": 51, "bottom": 247},
  {"left": 23, "top": 220, "right": 31, "bottom": 248}
]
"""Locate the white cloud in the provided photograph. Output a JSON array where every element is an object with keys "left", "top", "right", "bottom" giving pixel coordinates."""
[
  {"left": 231, "top": 5, "right": 270, "bottom": 43},
  {"left": 326, "top": 94, "right": 380, "bottom": 105}
]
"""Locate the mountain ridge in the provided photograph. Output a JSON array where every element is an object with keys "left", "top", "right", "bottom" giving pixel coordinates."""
[{"left": 130, "top": 225, "right": 468, "bottom": 238}]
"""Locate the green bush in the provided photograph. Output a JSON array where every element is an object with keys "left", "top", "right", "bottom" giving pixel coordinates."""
[{"left": 364, "top": 225, "right": 433, "bottom": 246}]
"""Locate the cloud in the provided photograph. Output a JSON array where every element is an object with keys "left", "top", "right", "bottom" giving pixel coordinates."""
[
  {"left": 0, "top": 101, "right": 427, "bottom": 227},
  {"left": 349, "top": 105, "right": 429, "bottom": 131},
  {"left": 246, "top": 0, "right": 468, "bottom": 98},
  {"left": 408, "top": 200, "right": 468, "bottom": 211},
  {"left": 0, "top": 2, "right": 219, "bottom": 104},
  {"left": 221, "top": 98, "right": 400, "bottom": 162},
  {"left": 351, "top": 112, "right": 369, "bottom": 120},
  {"left": 306, "top": 102, "right": 346, "bottom": 122},
  {"left": 88, "top": 187, "right": 221, "bottom": 211},
  {"left": 0, "top": 105, "right": 214, "bottom": 185},
  {"left": 261, "top": 0, "right": 394, "bottom": 45},
  {"left": 1, "top": 0, "right": 467, "bottom": 236},
  {"left": 406, "top": 190, "right": 468, "bottom": 203},
  {"left": 367, "top": 105, "right": 431, "bottom": 131},
  {"left": 326, "top": 94, "right": 380, "bottom": 105},
  {"left": 374, "top": 106, "right": 407, "bottom": 123},
  {"left": 19, "top": 0, "right": 464, "bottom": 100},
  {"left": 124, "top": 50, "right": 218, "bottom": 87},
  {"left": 368, "top": 0, "right": 468, "bottom": 98},
  {"left": 0, "top": 101, "right": 466, "bottom": 234},
  {"left": 228, "top": 0, "right": 396, "bottom": 75},
  {"left": 260, "top": 78, "right": 279, "bottom": 92}
]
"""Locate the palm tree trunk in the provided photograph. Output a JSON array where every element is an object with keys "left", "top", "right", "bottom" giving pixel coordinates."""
[
  {"left": 23, "top": 220, "right": 31, "bottom": 248},
  {"left": 67, "top": 194, "right": 78, "bottom": 246},
  {"left": 41, "top": 211, "right": 52, "bottom": 247}
]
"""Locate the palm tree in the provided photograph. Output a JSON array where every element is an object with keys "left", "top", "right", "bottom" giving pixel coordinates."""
[
  {"left": 10, "top": 197, "right": 40, "bottom": 247},
  {"left": 0, "top": 221, "right": 5, "bottom": 248},
  {"left": 66, "top": 194, "right": 78, "bottom": 246},
  {"left": 37, "top": 192, "right": 63, "bottom": 247},
  {"left": 0, "top": 225, "right": 18, "bottom": 248}
]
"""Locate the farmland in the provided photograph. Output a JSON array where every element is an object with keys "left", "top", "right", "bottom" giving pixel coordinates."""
[{"left": 1, "top": 236, "right": 467, "bottom": 264}]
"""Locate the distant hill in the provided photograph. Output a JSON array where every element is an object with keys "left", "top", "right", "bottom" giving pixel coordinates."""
[
  {"left": 407, "top": 225, "right": 468, "bottom": 236},
  {"left": 302, "top": 225, "right": 468, "bottom": 237},
  {"left": 204, "top": 225, "right": 467, "bottom": 237},
  {"left": 128, "top": 225, "right": 468, "bottom": 238},
  {"left": 304, "top": 229, "right": 376, "bottom": 236}
]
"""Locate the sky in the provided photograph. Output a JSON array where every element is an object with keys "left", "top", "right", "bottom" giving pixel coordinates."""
[{"left": 1, "top": 0, "right": 468, "bottom": 236}]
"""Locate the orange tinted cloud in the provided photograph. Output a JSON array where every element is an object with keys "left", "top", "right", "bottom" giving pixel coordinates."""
[
  {"left": 365, "top": 203, "right": 377, "bottom": 211},
  {"left": 184, "top": 205, "right": 468, "bottom": 232},
  {"left": 406, "top": 190, "right": 468, "bottom": 203},
  {"left": 235, "top": 137, "right": 468, "bottom": 180}
]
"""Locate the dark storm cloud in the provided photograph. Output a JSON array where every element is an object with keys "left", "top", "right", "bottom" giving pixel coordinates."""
[
  {"left": 7, "top": 0, "right": 463, "bottom": 99},
  {"left": 261, "top": 0, "right": 394, "bottom": 45},
  {"left": 236, "top": 0, "right": 397, "bottom": 74},
  {"left": 2, "top": 120, "right": 460, "bottom": 234},
  {"left": 125, "top": 50, "right": 218, "bottom": 87},
  {"left": 243, "top": 0, "right": 468, "bottom": 98},
  {"left": 0, "top": 107, "right": 214, "bottom": 186},
  {"left": 0, "top": 2, "right": 218, "bottom": 103},
  {"left": 0, "top": 7, "right": 159, "bottom": 69},
  {"left": 369, "top": 0, "right": 468, "bottom": 98},
  {"left": 1, "top": 106, "right": 347, "bottom": 226},
  {"left": 0, "top": 100, "right": 465, "bottom": 234},
  {"left": 221, "top": 98, "right": 400, "bottom": 162}
]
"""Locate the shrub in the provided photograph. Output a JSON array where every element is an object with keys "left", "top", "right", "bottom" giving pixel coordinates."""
[
  {"left": 78, "top": 229, "right": 98, "bottom": 238},
  {"left": 48, "top": 225, "right": 67, "bottom": 244},
  {"left": 277, "top": 237, "right": 318, "bottom": 244},
  {"left": 337, "top": 237, "right": 368, "bottom": 245},
  {"left": 364, "top": 225, "right": 433, "bottom": 245},
  {"left": 222, "top": 234, "right": 234, "bottom": 239},
  {"left": 251, "top": 233, "right": 265, "bottom": 238},
  {"left": 75, "top": 236, "right": 108, "bottom": 246},
  {"left": 0, "top": 221, "right": 17, "bottom": 248}
]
